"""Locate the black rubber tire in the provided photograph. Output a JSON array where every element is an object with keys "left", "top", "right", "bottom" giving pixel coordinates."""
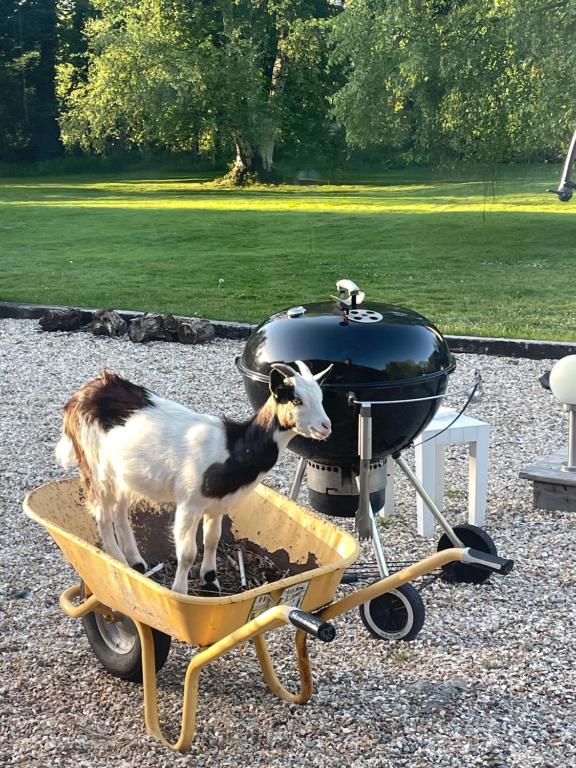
[
  {"left": 437, "top": 523, "right": 497, "bottom": 585},
  {"left": 359, "top": 583, "right": 425, "bottom": 642},
  {"left": 80, "top": 583, "right": 171, "bottom": 683}
]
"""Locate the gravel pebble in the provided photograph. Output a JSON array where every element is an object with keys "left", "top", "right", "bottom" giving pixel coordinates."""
[{"left": 1, "top": 319, "right": 575, "bottom": 768}]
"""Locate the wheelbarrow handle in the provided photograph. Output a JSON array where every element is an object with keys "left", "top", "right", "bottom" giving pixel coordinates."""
[
  {"left": 463, "top": 548, "right": 514, "bottom": 575},
  {"left": 287, "top": 608, "right": 336, "bottom": 642}
]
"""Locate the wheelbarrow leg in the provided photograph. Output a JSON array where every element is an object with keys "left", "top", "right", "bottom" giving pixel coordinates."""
[
  {"left": 133, "top": 605, "right": 326, "bottom": 751},
  {"left": 136, "top": 621, "right": 201, "bottom": 752},
  {"left": 253, "top": 630, "right": 314, "bottom": 704}
]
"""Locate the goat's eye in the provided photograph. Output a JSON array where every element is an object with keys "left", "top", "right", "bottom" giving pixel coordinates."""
[{"left": 292, "top": 398, "right": 302, "bottom": 406}]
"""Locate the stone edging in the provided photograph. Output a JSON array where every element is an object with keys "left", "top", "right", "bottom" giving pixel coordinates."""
[{"left": 1, "top": 300, "right": 574, "bottom": 359}]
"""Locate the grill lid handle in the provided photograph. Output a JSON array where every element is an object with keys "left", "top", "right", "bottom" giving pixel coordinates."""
[{"left": 336, "top": 279, "right": 365, "bottom": 310}]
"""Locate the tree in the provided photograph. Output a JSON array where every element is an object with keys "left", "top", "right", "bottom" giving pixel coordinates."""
[
  {"left": 58, "top": 0, "right": 340, "bottom": 181},
  {"left": 330, "top": 0, "right": 576, "bottom": 165},
  {"left": 0, "top": 0, "right": 64, "bottom": 161},
  {"left": 1, "top": 0, "right": 55, "bottom": 160}
]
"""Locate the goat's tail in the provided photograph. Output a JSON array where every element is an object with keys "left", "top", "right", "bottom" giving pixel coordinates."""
[
  {"left": 56, "top": 393, "right": 101, "bottom": 505},
  {"left": 55, "top": 433, "right": 78, "bottom": 469}
]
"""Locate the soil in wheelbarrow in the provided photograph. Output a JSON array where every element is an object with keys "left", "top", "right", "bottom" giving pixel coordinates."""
[{"left": 130, "top": 501, "right": 319, "bottom": 596}]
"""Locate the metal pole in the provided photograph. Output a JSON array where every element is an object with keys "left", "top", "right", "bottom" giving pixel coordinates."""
[
  {"left": 356, "top": 404, "right": 373, "bottom": 540},
  {"left": 370, "top": 504, "right": 389, "bottom": 578},
  {"left": 354, "top": 403, "right": 390, "bottom": 575},
  {"left": 394, "top": 454, "right": 464, "bottom": 547},
  {"left": 352, "top": 474, "right": 389, "bottom": 577},
  {"left": 562, "top": 405, "right": 576, "bottom": 472},
  {"left": 289, "top": 457, "right": 307, "bottom": 500}
]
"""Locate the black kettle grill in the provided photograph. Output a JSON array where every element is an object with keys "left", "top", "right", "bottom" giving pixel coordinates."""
[
  {"left": 237, "top": 280, "right": 513, "bottom": 641},
  {"left": 237, "top": 279, "right": 456, "bottom": 518}
]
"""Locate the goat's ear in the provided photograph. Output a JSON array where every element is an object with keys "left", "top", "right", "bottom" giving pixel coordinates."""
[{"left": 269, "top": 369, "right": 294, "bottom": 403}]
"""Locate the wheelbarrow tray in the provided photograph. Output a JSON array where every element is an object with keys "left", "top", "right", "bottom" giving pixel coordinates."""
[{"left": 24, "top": 477, "right": 360, "bottom": 647}]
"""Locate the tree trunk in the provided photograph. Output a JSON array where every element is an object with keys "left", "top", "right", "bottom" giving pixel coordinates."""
[
  {"left": 259, "top": 139, "right": 275, "bottom": 173},
  {"left": 258, "top": 40, "right": 287, "bottom": 174},
  {"left": 225, "top": 137, "right": 266, "bottom": 185}
]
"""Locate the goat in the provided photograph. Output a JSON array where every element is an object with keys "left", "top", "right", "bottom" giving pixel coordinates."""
[{"left": 55, "top": 361, "right": 332, "bottom": 594}]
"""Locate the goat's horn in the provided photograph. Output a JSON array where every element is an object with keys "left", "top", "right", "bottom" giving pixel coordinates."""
[
  {"left": 313, "top": 363, "right": 334, "bottom": 382},
  {"left": 270, "top": 362, "right": 297, "bottom": 381},
  {"left": 294, "top": 360, "right": 314, "bottom": 379}
]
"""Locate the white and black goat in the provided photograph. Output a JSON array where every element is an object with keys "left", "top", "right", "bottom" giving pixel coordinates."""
[{"left": 55, "top": 362, "right": 332, "bottom": 594}]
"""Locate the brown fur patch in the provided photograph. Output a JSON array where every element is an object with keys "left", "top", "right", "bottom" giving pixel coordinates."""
[
  {"left": 61, "top": 402, "right": 96, "bottom": 502},
  {"left": 65, "top": 370, "right": 153, "bottom": 431},
  {"left": 61, "top": 370, "right": 153, "bottom": 502}
]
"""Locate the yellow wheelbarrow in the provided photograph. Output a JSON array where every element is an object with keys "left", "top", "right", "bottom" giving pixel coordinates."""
[{"left": 23, "top": 477, "right": 513, "bottom": 752}]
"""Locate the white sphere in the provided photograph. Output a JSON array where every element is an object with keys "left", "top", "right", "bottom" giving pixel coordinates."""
[{"left": 550, "top": 354, "right": 576, "bottom": 405}]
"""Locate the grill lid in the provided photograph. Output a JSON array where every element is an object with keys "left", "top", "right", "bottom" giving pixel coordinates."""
[{"left": 239, "top": 280, "right": 455, "bottom": 388}]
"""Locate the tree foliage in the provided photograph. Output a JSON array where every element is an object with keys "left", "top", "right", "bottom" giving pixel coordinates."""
[
  {"left": 0, "top": 0, "right": 64, "bottom": 160},
  {"left": 330, "top": 0, "right": 576, "bottom": 164},
  {"left": 1, "top": 0, "right": 575, "bottom": 170},
  {"left": 58, "top": 0, "right": 339, "bottom": 180}
]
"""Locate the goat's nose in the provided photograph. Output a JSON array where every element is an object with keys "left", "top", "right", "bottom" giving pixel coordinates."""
[{"left": 321, "top": 421, "right": 331, "bottom": 433}]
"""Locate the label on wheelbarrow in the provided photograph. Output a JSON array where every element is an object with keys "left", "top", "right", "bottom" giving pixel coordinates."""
[
  {"left": 247, "top": 581, "right": 310, "bottom": 622},
  {"left": 280, "top": 581, "right": 309, "bottom": 609},
  {"left": 248, "top": 593, "right": 274, "bottom": 621}
]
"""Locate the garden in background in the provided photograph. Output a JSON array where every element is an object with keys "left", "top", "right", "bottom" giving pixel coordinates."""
[
  {"left": 1, "top": 163, "right": 574, "bottom": 341},
  {"left": 1, "top": 1, "right": 575, "bottom": 341}
]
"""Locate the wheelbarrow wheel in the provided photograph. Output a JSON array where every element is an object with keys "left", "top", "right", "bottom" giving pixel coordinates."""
[
  {"left": 359, "top": 583, "right": 425, "bottom": 642},
  {"left": 437, "top": 523, "right": 497, "bottom": 585},
  {"left": 80, "top": 582, "right": 171, "bottom": 683}
]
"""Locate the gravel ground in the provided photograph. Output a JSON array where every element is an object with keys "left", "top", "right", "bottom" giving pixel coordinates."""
[{"left": 1, "top": 319, "right": 575, "bottom": 768}]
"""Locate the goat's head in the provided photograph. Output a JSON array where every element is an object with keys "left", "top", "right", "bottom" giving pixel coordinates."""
[{"left": 269, "top": 360, "right": 333, "bottom": 440}]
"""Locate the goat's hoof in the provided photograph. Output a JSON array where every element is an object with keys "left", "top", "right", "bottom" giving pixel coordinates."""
[
  {"left": 130, "top": 561, "right": 148, "bottom": 574},
  {"left": 199, "top": 570, "right": 221, "bottom": 596}
]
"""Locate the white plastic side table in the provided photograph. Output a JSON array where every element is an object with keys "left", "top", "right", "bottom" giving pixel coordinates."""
[
  {"left": 381, "top": 409, "right": 491, "bottom": 537},
  {"left": 413, "top": 408, "right": 491, "bottom": 538}
]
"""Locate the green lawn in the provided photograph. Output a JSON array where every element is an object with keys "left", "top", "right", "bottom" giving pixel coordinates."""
[{"left": 0, "top": 165, "right": 574, "bottom": 340}]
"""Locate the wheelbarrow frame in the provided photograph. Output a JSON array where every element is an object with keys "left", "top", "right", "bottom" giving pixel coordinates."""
[
  {"left": 24, "top": 478, "right": 512, "bottom": 752},
  {"left": 57, "top": 549, "right": 470, "bottom": 751}
]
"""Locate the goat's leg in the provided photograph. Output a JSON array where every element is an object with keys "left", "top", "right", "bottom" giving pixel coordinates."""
[
  {"left": 89, "top": 500, "right": 128, "bottom": 565},
  {"left": 200, "top": 513, "right": 222, "bottom": 594},
  {"left": 114, "top": 498, "right": 147, "bottom": 571},
  {"left": 172, "top": 503, "right": 202, "bottom": 594}
]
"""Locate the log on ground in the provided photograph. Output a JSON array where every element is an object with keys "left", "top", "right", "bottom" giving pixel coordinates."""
[
  {"left": 39, "top": 309, "right": 86, "bottom": 332},
  {"left": 177, "top": 319, "right": 216, "bottom": 345},
  {"left": 128, "top": 314, "right": 177, "bottom": 343},
  {"left": 90, "top": 309, "right": 127, "bottom": 337}
]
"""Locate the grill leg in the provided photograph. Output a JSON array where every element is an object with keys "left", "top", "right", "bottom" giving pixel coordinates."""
[
  {"left": 289, "top": 457, "right": 307, "bottom": 501},
  {"left": 370, "top": 503, "right": 390, "bottom": 578},
  {"left": 354, "top": 476, "right": 389, "bottom": 578},
  {"left": 355, "top": 404, "right": 374, "bottom": 540},
  {"left": 395, "top": 454, "right": 463, "bottom": 547}
]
